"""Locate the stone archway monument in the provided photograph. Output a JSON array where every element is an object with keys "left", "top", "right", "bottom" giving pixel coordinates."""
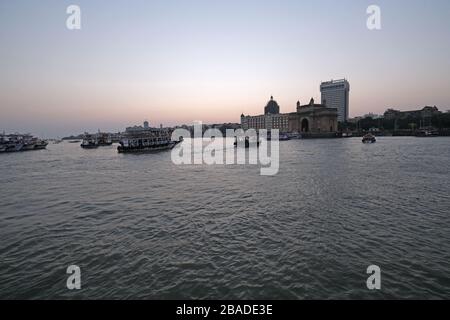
[{"left": 288, "top": 98, "right": 338, "bottom": 135}]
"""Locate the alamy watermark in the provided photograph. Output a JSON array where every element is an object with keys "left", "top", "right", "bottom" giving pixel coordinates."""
[
  {"left": 66, "top": 265, "right": 81, "bottom": 290},
  {"left": 366, "top": 265, "right": 381, "bottom": 290},
  {"left": 65, "top": 5, "right": 381, "bottom": 31},
  {"left": 66, "top": 5, "right": 81, "bottom": 30},
  {"left": 171, "top": 122, "right": 279, "bottom": 176},
  {"left": 367, "top": 5, "right": 381, "bottom": 30}
]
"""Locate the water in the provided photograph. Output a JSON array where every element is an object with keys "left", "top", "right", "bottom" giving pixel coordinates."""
[{"left": 1, "top": 137, "right": 450, "bottom": 299}]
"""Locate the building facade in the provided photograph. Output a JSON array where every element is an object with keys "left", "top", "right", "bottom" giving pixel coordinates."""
[
  {"left": 241, "top": 96, "right": 289, "bottom": 132},
  {"left": 241, "top": 97, "right": 338, "bottom": 134},
  {"left": 288, "top": 99, "right": 338, "bottom": 133},
  {"left": 320, "top": 79, "right": 350, "bottom": 122},
  {"left": 384, "top": 106, "right": 441, "bottom": 120}
]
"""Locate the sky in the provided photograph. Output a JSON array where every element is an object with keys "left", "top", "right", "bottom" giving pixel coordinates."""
[{"left": 1, "top": 0, "right": 450, "bottom": 137}]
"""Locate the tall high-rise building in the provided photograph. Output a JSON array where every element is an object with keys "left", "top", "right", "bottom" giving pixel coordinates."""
[{"left": 320, "top": 79, "right": 350, "bottom": 122}]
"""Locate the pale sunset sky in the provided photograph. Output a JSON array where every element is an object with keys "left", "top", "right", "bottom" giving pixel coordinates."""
[{"left": 1, "top": 0, "right": 450, "bottom": 137}]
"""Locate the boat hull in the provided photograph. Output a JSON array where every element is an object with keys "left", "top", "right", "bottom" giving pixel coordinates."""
[
  {"left": 34, "top": 143, "right": 48, "bottom": 150},
  {"left": 22, "top": 144, "right": 36, "bottom": 151},
  {"left": 118, "top": 141, "right": 179, "bottom": 153},
  {"left": 6, "top": 144, "right": 23, "bottom": 152},
  {"left": 81, "top": 144, "right": 99, "bottom": 149}
]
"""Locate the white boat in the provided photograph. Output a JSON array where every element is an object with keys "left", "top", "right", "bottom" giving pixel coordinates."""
[
  {"left": 0, "top": 133, "right": 48, "bottom": 152},
  {"left": 81, "top": 133, "right": 99, "bottom": 149},
  {"left": 118, "top": 126, "right": 180, "bottom": 153}
]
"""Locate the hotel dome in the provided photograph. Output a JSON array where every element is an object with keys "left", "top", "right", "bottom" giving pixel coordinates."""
[{"left": 264, "top": 96, "right": 280, "bottom": 115}]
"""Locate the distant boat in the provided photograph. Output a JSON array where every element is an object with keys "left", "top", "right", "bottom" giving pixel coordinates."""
[
  {"left": 0, "top": 133, "right": 47, "bottom": 152},
  {"left": 7, "top": 143, "right": 23, "bottom": 152},
  {"left": 81, "top": 134, "right": 99, "bottom": 149},
  {"left": 21, "top": 134, "right": 37, "bottom": 151},
  {"left": 279, "top": 134, "right": 291, "bottom": 141},
  {"left": 234, "top": 136, "right": 260, "bottom": 148},
  {"left": 362, "top": 133, "right": 376, "bottom": 144},
  {"left": 34, "top": 140, "right": 48, "bottom": 150},
  {"left": 69, "top": 140, "right": 81, "bottom": 143},
  {"left": 97, "top": 132, "right": 113, "bottom": 146}
]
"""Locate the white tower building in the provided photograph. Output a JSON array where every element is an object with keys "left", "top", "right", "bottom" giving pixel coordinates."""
[{"left": 320, "top": 79, "right": 350, "bottom": 122}]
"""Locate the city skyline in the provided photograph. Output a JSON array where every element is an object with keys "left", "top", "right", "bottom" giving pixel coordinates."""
[{"left": 1, "top": 0, "right": 450, "bottom": 137}]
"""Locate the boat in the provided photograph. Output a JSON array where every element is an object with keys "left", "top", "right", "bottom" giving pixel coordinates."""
[
  {"left": 0, "top": 134, "right": 6, "bottom": 152},
  {"left": 2, "top": 134, "right": 23, "bottom": 152},
  {"left": 69, "top": 140, "right": 81, "bottom": 143},
  {"left": 97, "top": 132, "right": 113, "bottom": 146},
  {"left": 81, "top": 133, "right": 99, "bottom": 149},
  {"left": 6, "top": 142, "right": 23, "bottom": 152},
  {"left": 279, "top": 134, "right": 291, "bottom": 141},
  {"left": 234, "top": 136, "right": 260, "bottom": 148},
  {"left": 0, "top": 133, "right": 47, "bottom": 152},
  {"left": 22, "top": 142, "right": 36, "bottom": 151},
  {"left": 118, "top": 127, "right": 180, "bottom": 153},
  {"left": 21, "top": 134, "right": 37, "bottom": 151},
  {"left": 34, "top": 139, "right": 48, "bottom": 150},
  {"left": 362, "top": 133, "right": 376, "bottom": 143}
]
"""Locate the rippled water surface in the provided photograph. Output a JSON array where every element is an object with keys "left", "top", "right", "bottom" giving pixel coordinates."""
[{"left": 1, "top": 137, "right": 450, "bottom": 299}]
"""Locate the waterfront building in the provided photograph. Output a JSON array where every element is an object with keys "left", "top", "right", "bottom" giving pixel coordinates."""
[
  {"left": 241, "top": 96, "right": 289, "bottom": 132},
  {"left": 288, "top": 98, "right": 338, "bottom": 133},
  {"left": 241, "top": 96, "right": 338, "bottom": 134},
  {"left": 384, "top": 106, "right": 441, "bottom": 120},
  {"left": 320, "top": 79, "right": 350, "bottom": 122}
]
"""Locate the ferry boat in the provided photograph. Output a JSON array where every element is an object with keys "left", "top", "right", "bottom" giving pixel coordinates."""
[
  {"left": 362, "top": 133, "right": 376, "bottom": 143},
  {"left": 0, "top": 133, "right": 47, "bottom": 152},
  {"left": 34, "top": 139, "right": 48, "bottom": 150},
  {"left": 81, "top": 133, "right": 99, "bottom": 149},
  {"left": 97, "top": 132, "right": 113, "bottom": 146},
  {"left": 118, "top": 127, "right": 180, "bottom": 153}
]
